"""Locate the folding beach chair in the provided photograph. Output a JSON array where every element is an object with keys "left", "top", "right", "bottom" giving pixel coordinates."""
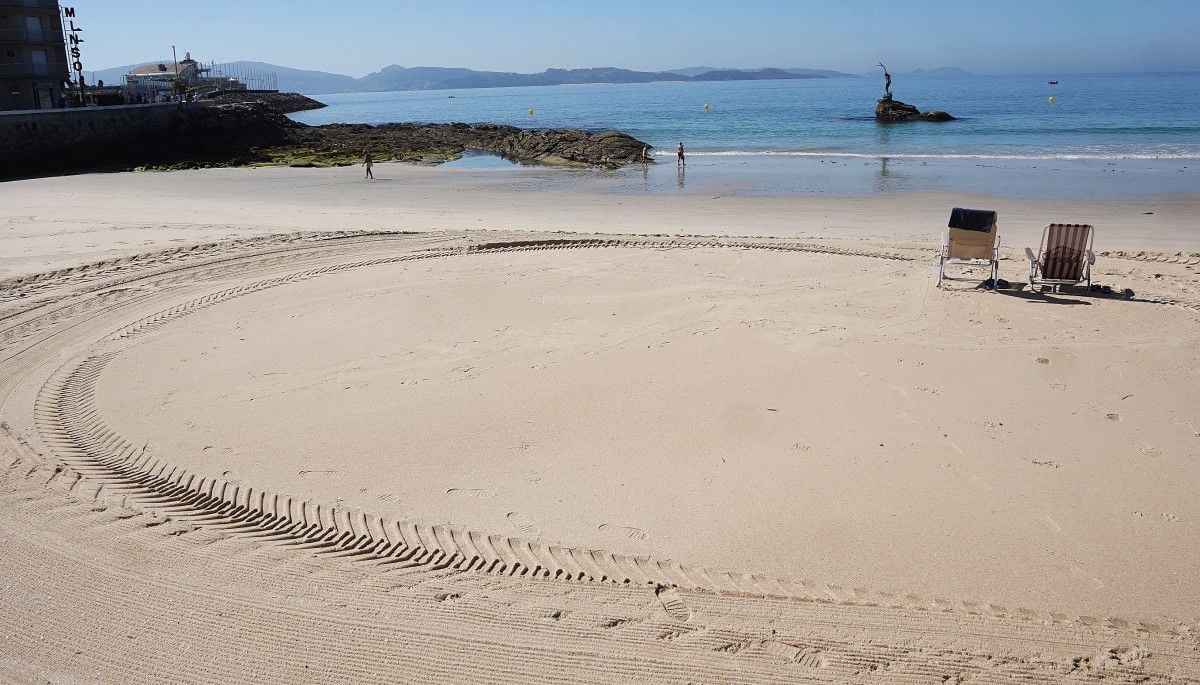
[
  {"left": 1025, "top": 223, "right": 1095, "bottom": 291},
  {"left": 936, "top": 207, "right": 1000, "bottom": 288}
]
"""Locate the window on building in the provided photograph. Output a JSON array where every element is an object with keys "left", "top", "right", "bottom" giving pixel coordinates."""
[
  {"left": 31, "top": 49, "right": 48, "bottom": 76},
  {"left": 26, "top": 15, "right": 43, "bottom": 42}
]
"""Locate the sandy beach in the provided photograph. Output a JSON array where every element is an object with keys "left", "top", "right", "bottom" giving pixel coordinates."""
[
  {"left": 4, "top": 163, "right": 1198, "bottom": 282},
  {"left": 2, "top": 164, "right": 1200, "bottom": 682}
]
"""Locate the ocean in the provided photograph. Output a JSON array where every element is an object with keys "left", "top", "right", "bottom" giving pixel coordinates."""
[{"left": 290, "top": 73, "right": 1200, "bottom": 198}]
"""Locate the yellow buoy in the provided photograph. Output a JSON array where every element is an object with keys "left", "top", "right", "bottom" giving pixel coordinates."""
[
  {"left": 1048, "top": 96, "right": 1055, "bottom": 103},
  {"left": 528, "top": 108, "right": 535, "bottom": 115},
  {"left": 703, "top": 103, "right": 710, "bottom": 110}
]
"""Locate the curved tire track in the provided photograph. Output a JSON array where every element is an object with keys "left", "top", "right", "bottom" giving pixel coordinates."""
[{"left": 23, "top": 235, "right": 1194, "bottom": 640}]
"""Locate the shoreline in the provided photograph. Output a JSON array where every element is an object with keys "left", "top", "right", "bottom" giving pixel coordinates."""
[{"left": 2, "top": 164, "right": 1197, "bottom": 283}]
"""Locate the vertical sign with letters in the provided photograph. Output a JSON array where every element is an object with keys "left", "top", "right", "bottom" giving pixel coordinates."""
[{"left": 61, "top": 6, "right": 83, "bottom": 86}]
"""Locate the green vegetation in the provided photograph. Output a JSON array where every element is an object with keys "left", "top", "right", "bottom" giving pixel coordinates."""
[{"left": 252, "top": 145, "right": 464, "bottom": 168}]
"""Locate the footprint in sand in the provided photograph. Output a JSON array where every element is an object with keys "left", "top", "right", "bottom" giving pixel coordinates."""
[
  {"left": 655, "top": 585, "right": 691, "bottom": 622},
  {"left": 1161, "top": 512, "right": 1181, "bottom": 523},
  {"left": 506, "top": 511, "right": 542, "bottom": 537},
  {"left": 445, "top": 487, "right": 497, "bottom": 499},
  {"left": 598, "top": 523, "right": 649, "bottom": 541},
  {"left": 761, "top": 640, "right": 827, "bottom": 668}
]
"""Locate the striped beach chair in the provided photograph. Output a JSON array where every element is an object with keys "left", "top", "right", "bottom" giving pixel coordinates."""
[
  {"left": 937, "top": 207, "right": 1000, "bottom": 288},
  {"left": 1025, "top": 223, "right": 1095, "bottom": 291}
]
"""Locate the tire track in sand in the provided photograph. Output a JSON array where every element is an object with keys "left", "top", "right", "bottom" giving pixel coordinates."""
[
  {"left": 4, "top": 233, "right": 1199, "bottom": 682},
  {"left": 25, "top": 236, "right": 1196, "bottom": 638}
]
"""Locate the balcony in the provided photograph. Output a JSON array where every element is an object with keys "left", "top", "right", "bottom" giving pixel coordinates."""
[
  {"left": 0, "top": 60, "right": 68, "bottom": 78},
  {"left": 0, "top": 0, "right": 61, "bottom": 9},
  {"left": 0, "top": 28, "right": 65, "bottom": 43}
]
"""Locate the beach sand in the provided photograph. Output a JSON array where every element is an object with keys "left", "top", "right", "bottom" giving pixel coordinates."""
[
  {"left": 2, "top": 164, "right": 1199, "bottom": 683},
  {"left": 3, "top": 163, "right": 1198, "bottom": 282}
]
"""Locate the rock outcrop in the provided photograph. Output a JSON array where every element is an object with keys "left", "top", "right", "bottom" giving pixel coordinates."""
[
  {"left": 875, "top": 96, "right": 954, "bottom": 122},
  {"left": 207, "top": 91, "right": 327, "bottom": 114},
  {"left": 281, "top": 121, "right": 651, "bottom": 168},
  {"left": 2, "top": 102, "right": 652, "bottom": 179}
]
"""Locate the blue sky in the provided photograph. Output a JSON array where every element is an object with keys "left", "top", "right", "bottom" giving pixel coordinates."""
[{"left": 68, "top": 0, "right": 1200, "bottom": 76}]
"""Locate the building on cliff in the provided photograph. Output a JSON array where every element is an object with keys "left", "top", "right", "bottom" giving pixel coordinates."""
[
  {"left": 124, "top": 53, "right": 208, "bottom": 99},
  {"left": 124, "top": 54, "right": 276, "bottom": 100},
  {"left": 0, "top": 0, "right": 70, "bottom": 110}
]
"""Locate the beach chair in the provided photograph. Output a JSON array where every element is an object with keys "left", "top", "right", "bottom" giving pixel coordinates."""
[
  {"left": 1025, "top": 223, "right": 1095, "bottom": 291},
  {"left": 936, "top": 207, "right": 1000, "bottom": 288}
]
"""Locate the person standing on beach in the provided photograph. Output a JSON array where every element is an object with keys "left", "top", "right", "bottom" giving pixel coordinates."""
[
  {"left": 676, "top": 141, "right": 686, "bottom": 167},
  {"left": 642, "top": 145, "right": 650, "bottom": 164},
  {"left": 363, "top": 149, "right": 374, "bottom": 180}
]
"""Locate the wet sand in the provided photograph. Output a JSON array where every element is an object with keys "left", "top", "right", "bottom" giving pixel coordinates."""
[{"left": 2, "top": 163, "right": 1197, "bottom": 282}]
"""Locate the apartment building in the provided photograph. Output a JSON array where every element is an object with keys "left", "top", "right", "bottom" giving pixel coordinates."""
[{"left": 0, "top": 0, "right": 69, "bottom": 110}]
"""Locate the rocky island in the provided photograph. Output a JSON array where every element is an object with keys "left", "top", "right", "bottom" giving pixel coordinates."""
[
  {"left": 875, "top": 95, "right": 955, "bottom": 122},
  {"left": 872, "top": 63, "right": 955, "bottom": 123}
]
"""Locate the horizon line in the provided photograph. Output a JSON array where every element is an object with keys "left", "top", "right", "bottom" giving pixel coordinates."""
[{"left": 87, "top": 60, "right": 1200, "bottom": 81}]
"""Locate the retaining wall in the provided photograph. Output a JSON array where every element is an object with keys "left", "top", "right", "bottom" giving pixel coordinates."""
[{"left": 0, "top": 102, "right": 289, "bottom": 179}]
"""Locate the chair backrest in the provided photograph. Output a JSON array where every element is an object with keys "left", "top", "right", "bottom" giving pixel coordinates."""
[
  {"left": 1041, "top": 223, "right": 1093, "bottom": 281},
  {"left": 946, "top": 208, "right": 997, "bottom": 260}
]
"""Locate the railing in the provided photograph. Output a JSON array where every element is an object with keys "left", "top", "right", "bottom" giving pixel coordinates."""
[
  {"left": 0, "top": 0, "right": 61, "bottom": 9},
  {"left": 0, "top": 28, "right": 65, "bottom": 43},
  {"left": 0, "top": 61, "right": 68, "bottom": 77}
]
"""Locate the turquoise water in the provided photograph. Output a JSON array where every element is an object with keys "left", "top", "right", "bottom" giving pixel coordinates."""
[
  {"left": 291, "top": 74, "right": 1199, "bottom": 198},
  {"left": 293, "top": 73, "right": 1200, "bottom": 161}
]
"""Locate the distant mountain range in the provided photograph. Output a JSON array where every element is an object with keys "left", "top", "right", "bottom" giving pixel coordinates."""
[
  {"left": 88, "top": 61, "right": 868, "bottom": 95},
  {"left": 904, "top": 66, "right": 975, "bottom": 78},
  {"left": 865, "top": 66, "right": 977, "bottom": 78},
  {"left": 666, "top": 66, "right": 858, "bottom": 79}
]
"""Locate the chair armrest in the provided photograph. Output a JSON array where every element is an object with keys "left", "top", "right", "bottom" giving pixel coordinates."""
[{"left": 1024, "top": 247, "right": 1037, "bottom": 263}]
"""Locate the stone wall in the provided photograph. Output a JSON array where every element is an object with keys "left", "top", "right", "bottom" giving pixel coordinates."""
[
  {"left": 0, "top": 102, "right": 292, "bottom": 179},
  {"left": 1, "top": 104, "right": 178, "bottom": 177}
]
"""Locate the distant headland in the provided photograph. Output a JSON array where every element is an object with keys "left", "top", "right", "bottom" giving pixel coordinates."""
[
  {"left": 85, "top": 61, "right": 983, "bottom": 96},
  {"left": 85, "top": 62, "right": 887, "bottom": 95}
]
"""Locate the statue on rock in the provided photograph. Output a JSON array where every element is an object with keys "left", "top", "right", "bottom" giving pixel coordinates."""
[{"left": 874, "top": 60, "right": 954, "bottom": 122}]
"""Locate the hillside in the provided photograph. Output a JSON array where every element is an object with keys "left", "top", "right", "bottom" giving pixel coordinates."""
[
  {"left": 91, "top": 61, "right": 866, "bottom": 94},
  {"left": 692, "top": 68, "right": 824, "bottom": 81}
]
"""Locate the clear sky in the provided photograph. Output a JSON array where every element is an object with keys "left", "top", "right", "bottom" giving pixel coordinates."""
[{"left": 66, "top": 0, "right": 1200, "bottom": 77}]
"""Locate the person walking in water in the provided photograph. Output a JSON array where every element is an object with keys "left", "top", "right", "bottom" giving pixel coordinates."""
[
  {"left": 363, "top": 149, "right": 374, "bottom": 180},
  {"left": 676, "top": 141, "right": 686, "bottom": 167}
]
